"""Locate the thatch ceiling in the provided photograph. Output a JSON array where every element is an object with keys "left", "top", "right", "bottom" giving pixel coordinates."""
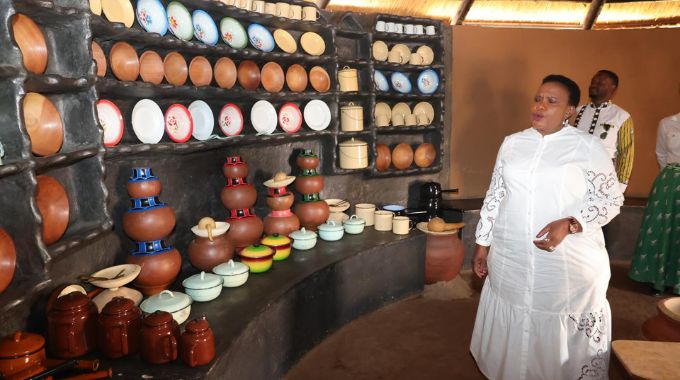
[{"left": 320, "top": 0, "right": 680, "bottom": 29}]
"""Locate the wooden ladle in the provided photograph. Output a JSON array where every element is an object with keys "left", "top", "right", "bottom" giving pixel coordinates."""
[
  {"left": 427, "top": 217, "right": 464, "bottom": 232},
  {"left": 198, "top": 216, "right": 217, "bottom": 241}
]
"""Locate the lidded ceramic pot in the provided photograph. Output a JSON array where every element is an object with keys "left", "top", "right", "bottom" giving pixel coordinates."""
[
  {"left": 182, "top": 271, "right": 223, "bottom": 302},
  {"left": 318, "top": 220, "right": 344, "bottom": 241},
  {"left": 140, "top": 290, "right": 192, "bottom": 325},
  {"left": 127, "top": 240, "right": 182, "bottom": 296},
  {"left": 0, "top": 331, "right": 46, "bottom": 379},
  {"left": 261, "top": 233, "right": 292, "bottom": 261},
  {"left": 239, "top": 244, "right": 275, "bottom": 273},
  {"left": 126, "top": 167, "right": 161, "bottom": 198},
  {"left": 343, "top": 215, "right": 366, "bottom": 234},
  {"left": 339, "top": 138, "right": 368, "bottom": 169},
  {"left": 289, "top": 227, "right": 317, "bottom": 250},
  {"left": 340, "top": 103, "right": 363, "bottom": 132},
  {"left": 47, "top": 291, "right": 98, "bottom": 359},
  {"left": 188, "top": 217, "right": 233, "bottom": 271},
  {"left": 181, "top": 316, "right": 215, "bottom": 368},
  {"left": 212, "top": 260, "right": 249, "bottom": 287},
  {"left": 338, "top": 66, "right": 358, "bottom": 92},
  {"left": 140, "top": 311, "right": 180, "bottom": 365},
  {"left": 97, "top": 297, "right": 142, "bottom": 359}
]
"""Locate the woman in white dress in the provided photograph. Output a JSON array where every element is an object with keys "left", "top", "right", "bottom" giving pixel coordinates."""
[{"left": 470, "top": 75, "right": 624, "bottom": 380}]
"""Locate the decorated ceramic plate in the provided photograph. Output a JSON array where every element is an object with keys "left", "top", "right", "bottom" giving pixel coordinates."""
[
  {"left": 417, "top": 45, "right": 434, "bottom": 65},
  {"left": 164, "top": 104, "right": 193, "bottom": 143},
  {"left": 102, "top": 0, "right": 135, "bottom": 27},
  {"left": 96, "top": 100, "right": 124, "bottom": 147},
  {"left": 391, "top": 71, "right": 412, "bottom": 94},
  {"left": 417, "top": 69, "right": 439, "bottom": 95},
  {"left": 166, "top": 1, "right": 193, "bottom": 41},
  {"left": 131, "top": 99, "right": 164, "bottom": 144},
  {"left": 273, "top": 29, "right": 297, "bottom": 54},
  {"left": 413, "top": 102, "right": 434, "bottom": 123},
  {"left": 300, "top": 32, "right": 325, "bottom": 56},
  {"left": 251, "top": 100, "right": 277, "bottom": 135},
  {"left": 391, "top": 102, "right": 411, "bottom": 118},
  {"left": 278, "top": 102, "right": 302, "bottom": 133},
  {"left": 303, "top": 99, "right": 331, "bottom": 131},
  {"left": 218, "top": 104, "right": 243, "bottom": 136},
  {"left": 188, "top": 100, "right": 214, "bottom": 141},
  {"left": 136, "top": 0, "right": 167, "bottom": 35},
  {"left": 192, "top": 10, "right": 218, "bottom": 45},
  {"left": 248, "top": 23, "right": 275, "bottom": 52},
  {"left": 374, "top": 102, "right": 391, "bottom": 119},
  {"left": 374, "top": 70, "right": 389, "bottom": 92},
  {"left": 220, "top": 17, "right": 247, "bottom": 49}
]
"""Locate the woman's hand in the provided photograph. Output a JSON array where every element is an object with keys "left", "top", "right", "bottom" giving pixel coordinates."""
[
  {"left": 473, "top": 245, "right": 489, "bottom": 278},
  {"left": 533, "top": 218, "right": 573, "bottom": 252}
]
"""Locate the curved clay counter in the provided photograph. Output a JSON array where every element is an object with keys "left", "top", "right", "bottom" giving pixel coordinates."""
[{"left": 100, "top": 230, "right": 426, "bottom": 379}]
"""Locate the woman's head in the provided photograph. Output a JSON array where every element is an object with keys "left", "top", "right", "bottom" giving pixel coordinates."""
[{"left": 531, "top": 75, "right": 580, "bottom": 135}]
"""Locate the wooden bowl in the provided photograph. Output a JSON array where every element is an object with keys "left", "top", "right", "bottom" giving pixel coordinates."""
[
  {"left": 109, "top": 41, "right": 139, "bottom": 81},
  {"left": 139, "top": 50, "right": 164, "bottom": 84},
  {"left": 375, "top": 143, "right": 391, "bottom": 172},
  {"left": 91, "top": 41, "right": 107, "bottom": 77},
  {"left": 286, "top": 64, "right": 308, "bottom": 93},
  {"left": 214, "top": 57, "right": 237, "bottom": 89},
  {"left": 11, "top": 13, "right": 48, "bottom": 75},
  {"left": 391, "top": 143, "right": 414, "bottom": 170},
  {"left": 189, "top": 56, "right": 213, "bottom": 87},
  {"left": 0, "top": 228, "right": 17, "bottom": 294},
  {"left": 36, "top": 175, "right": 70, "bottom": 246},
  {"left": 163, "top": 51, "right": 188, "bottom": 86},
  {"left": 261, "top": 62, "right": 284, "bottom": 93},
  {"left": 23, "top": 92, "right": 64, "bottom": 156},
  {"left": 414, "top": 143, "right": 436, "bottom": 168},
  {"left": 238, "top": 60, "right": 260, "bottom": 91},
  {"left": 309, "top": 66, "right": 330, "bottom": 93}
]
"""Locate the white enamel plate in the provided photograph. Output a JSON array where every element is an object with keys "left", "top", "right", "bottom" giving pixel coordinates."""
[
  {"left": 188, "top": 100, "right": 214, "bottom": 141},
  {"left": 250, "top": 100, "right": 277, "bottom": 135},
  {"left": 131, "top": 99, "right": 164, "bottom": 144},
  {"left": 303, "top": 99, "right": 331, "bottom": 131}
]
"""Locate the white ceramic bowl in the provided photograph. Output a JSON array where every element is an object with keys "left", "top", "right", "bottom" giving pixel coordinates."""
[{"left": 213, "top": 260, "right": 249, "bottom": 288}]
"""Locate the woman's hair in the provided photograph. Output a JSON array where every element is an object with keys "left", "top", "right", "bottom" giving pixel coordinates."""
[{"left": 542, "top": 74, "right": 580, "bottom": 107}]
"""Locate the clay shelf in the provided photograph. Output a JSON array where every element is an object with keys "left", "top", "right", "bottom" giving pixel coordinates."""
[
  {"left": 335, "top": 29, "right": 368, "bottom": 38},
  {"left": 330, "top": 165, "right": 373, "bottom": 176},
  {"left": 180, "top": 0, "right": 328, "bottom": 26},
  {"left": 0, "top": 160, "right": 34, "bottom": 179},
  {"left": 375, "top": 92, "right": 445, "bottom": 100},
  {"left": 338, "top": 91, "right": 373, "bottom": 99},
  {"left": 370, "top": 163, "right": 442, "bottom": 178},
  {"left": 375, "top": 125, "right": 441, "bottom": 134},
  {"left": 338, "top": 59, "right": 370, "bottom": 67},
  {"left": 34, "top": 148, "right": 100, "bottom": 172},
  {"left": 371, "top": 32, "right": 443, "bottom": 43},
  {"left": 47, "top": 220, "right": 114, "bottom": 258},
  {"left": 336, "top": 130, "right": 374, "bottom": 136},
  {"left": 22, "top": 74, "right": 93, "bottom": 93},
  {"left": 12, "top": 0, "right": 84, "bottom": 19},
  {"left": 372, "top": 62, "right": 445, "bottom": 71}
]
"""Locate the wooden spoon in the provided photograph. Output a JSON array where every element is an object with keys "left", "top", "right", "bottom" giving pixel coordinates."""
[{"left": 198, "top": 216, "right": 217, "bottom": 241}]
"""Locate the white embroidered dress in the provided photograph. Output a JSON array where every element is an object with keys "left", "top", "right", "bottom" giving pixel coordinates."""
[{"left": 470, "top": 126, "right": 624, "bottom": 380}]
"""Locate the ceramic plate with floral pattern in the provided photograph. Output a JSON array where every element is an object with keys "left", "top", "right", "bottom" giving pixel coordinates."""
[
  {"left": 192, "top": 9, "right": 218, "bottom": 46},
  {"left": 417, "top": 69, "right": 439, "bottom": 95},
  {"left": 136, "top": 0, "right": 167, "bottom": 35},
  {"left": 218, "top": 104, "right": 243, "bottom": 136},
  {"left": 220, "top": 17, "right": 247, "bottom": 49},
  {"left": 248, "top": 23, "right": 275, "bottom": 52},
  {"left": 391, "top": 71, "right": 412, "bottom": 94},
  {"left": 164, "top": 104, "right": 193, "bottom": 143},
  {"left": 96, "top": 99, "right": 124, "bottom": 147},
  {"left": 374, "top": 70, "right": 389, "bottom": 92},
  {"left": 278, "top": 103, "right": 302, "bottom": 133},
  {"left": 166, "top": 1, "right": 193, "bottom": 41}
]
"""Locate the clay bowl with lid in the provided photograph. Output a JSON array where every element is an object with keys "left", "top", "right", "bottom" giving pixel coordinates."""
[
  {"left": 36, "top": 175, "right": 70, "bottom": 245},
  {"left": 375, "top": 143, "right": 391, "bottom": 172},
  {"left": 0, "top": 331, "right": 47, "bottom": 379},
  {"left": 237, "top": 60, "right": 260, "bottom": 91},
  {"left": 214, "top": 57, "right": 237, "bottom": 89},
  {"left": 189, "top": 56, "right": 213, "bottom": 87},
  {"left": 414, "top": 143, "right": 436, "bottom": 168},
  {"left": 261, "top": 62, "right": 284, "bottom": 93},
  {"left": 286, "top": 64, "right": 308, "bottom": 92},
  {"left": 11, "top": 13, "right": 48, "bottom": 75},
  {"left": 139, "top": 50, "right": 164, "bottom": 85},
  {"left": 309, "top": 66, "right": 330, "bottom": 93},
  {"left": 392, "top": 143, "right": 414, "bottom": 170},
  {"left": 23, "top": 92, "right": 64, "bottom": 156},
  {"left": 109, "top": 41, "right": 139, "bottom": 82},
  {"left": 91, "top": 41, "right": 107, "bottom": 77},
  {"left": 163, "top": 51, "right": 188, "bottom": 86},
  {"left": 0, "top": 228, "right": 17, "bottom": 294}
]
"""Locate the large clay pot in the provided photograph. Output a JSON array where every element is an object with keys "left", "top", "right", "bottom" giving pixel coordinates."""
[
  {"left": 122, "top": 199, "right": 176, "bottom": 242},
  {"left": 266, "top": 193, "right": 294, "bottom": 211},
  {"left": 97, "top": 297, "right": 142, "bottom": 359},
  {"left": 222, "top": 156, "right": 249, "bottom": 178},
  {"left": 642, "top": 298, "right": 680, "bottom": 342},
  {"left": 294, "top": 175, "right": 324, "bottom": 195},
  {"left": 424, "top": 233, "right": 465, "bottom": 284},
  {"left": 225, "top": 210, "right": 263, "bottom": 250},
  {"left": 127, "top": 241, "right": 182, "bottom": 296},
  {"left": 127, "top": 168, "right": 161, "bottom": 198},
  {"left": 188, "top": 234, "right": 234, "bottom": 272},
  {"left": 294, "top": 200, "right": 329, "bottom": 231},
  {"left": 264, "top": 211, "right": 300, "bottom": 236},
  {"left": 297, "top": 150, "right": 320, "bottom": 170},
  {"left": 47, "top": 292, "right": 98, "bottom": 359},
  {"left": 220, "top": 182, "right": 256, "bottom": 210}
]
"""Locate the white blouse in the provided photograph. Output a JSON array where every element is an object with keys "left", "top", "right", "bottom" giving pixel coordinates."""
[{"left": 656, "top": 112, "right": 680, "bottom": 168}]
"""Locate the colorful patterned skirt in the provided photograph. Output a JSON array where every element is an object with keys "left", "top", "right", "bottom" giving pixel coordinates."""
[{"left": 629, "top": 164, "right": 680, "bottom": 294}]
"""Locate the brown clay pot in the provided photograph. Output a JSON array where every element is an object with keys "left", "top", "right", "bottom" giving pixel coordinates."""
[
  {"left": 139, "top": 50, "right": 164, "bottom": 85},
  {"left": 91, "top": 41, "right": 106, "bottom": 77},
  {"left": 189, "top": 56, "right": 212, "bottom": 87},
  {"left": 36, "top": 175, "right": 69, "bottom": 245},
  {"left": 296, "top": 153, "right": 320, "bottom": 170},
  {"left": 0, "top": 331, "right": 46, "bottom": 378},
  {"left": 642, "top": 299, "right": 680, "bottom": 342},
  {"left": 294, "top": 175, "right": 324, "bottom": 195},
  {"left": 264, "top": 214, "right": 300, "bottom": 236},
  {"left": 424, "top": 233, "right": 465, "bottom": 284},
  {"left": 11, "top": 14, "right": 48, "bottom": 75},
  {"left": 375, "top": 143, "right": 391, "bottom": 172},
  {"left": 214, "top": 57, "right": 237, "bottom": 89},
  {"left": 109, "top": 41, "right": 139, "bottom": 82},
  {"left": 122, "top": 205, "right": 176, "bottom": 242},
  {"left": 140, "top": 311, "right": 180, "bottom": 365},
  {"left": 222, "top": 157, "right": 249, "bottom": 178},
  {"left": 23, "top": 92, "right": 64, "bottom": 156},
  {"left": 225, "top": 215, "right": 264, "bottom": 250},
  {"left": 180, "top": 317, "right": 215, "bottom": 368},
  {"left": 220, "top": 184, "right": 257, "bottom": 210},
  {"left": 237, "top": 60, "right": 260, "bottom": 91},
  {"left": 127, "top": 179, "right": 161, "bottom": 198},
  {"left": 97, "top": 297, "right": 142, "bottom": 359},
  {"left": 286, "top": 64, "right": 308, "bottom": 92},
  {"left": 47, "top": 292, "right": 98, "bottom": 359},
  {"left": 127, "top": 246, "right": 182, "bottom": 296},
  {"left": 0, "top": 228, "right": 17, "bottom": 294},
  {"left": 294, "top": 200, "right": 329, "bottom": 231},
  {"left": 266, "top": 193, "right": 294, "bottom": 211},
  {"left": 261, "top": 62, "right": 284, "bottom": 93},
  {"left": 188, "top": 234, "right": 234, "bottom": 272}
]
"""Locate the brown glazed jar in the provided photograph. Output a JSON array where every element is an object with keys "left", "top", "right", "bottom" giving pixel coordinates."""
[
  {"left": 294, "top": 174, "right": 324, "bottom": 195},
  {"left": 180, "top": 317, "right": 215, "bottom": 368},
  {"left": 296, "top": 149, "right": 320, "bottom": 170},
  {"left": 140, "top": 311, "right": 180, "bottom": 364},
  {"left": 294, "top": 200, "right": 330, "bottom": 231},
  {"left": 127, "top": 240, "right": 182, "bottom": 296},
  {"left": 225, "top": 209, "right": 263, "bottom": 250},
  {"left": 188, "top": 233, "right": 234, "bottom": 271},
  {"left": 47, "top": 292, "right": 98, "bottom": 359},
  {"left": 0, "top": 331, "right": 46, "bottom": 378},
  {"left": 220, "top": 181, "right": 257, "bottom": 210},
  {"left": 97, "top": 297, "right": 142, "bottom": 359},
  {"left": 222, "top": 156, "right": 249, "bottom": 178}
]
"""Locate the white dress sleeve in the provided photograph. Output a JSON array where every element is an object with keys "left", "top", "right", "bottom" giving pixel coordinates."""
[
  {"left": 475, "top": 138, "right": 508, "bottom": 246},
  {"left": 656, "top": 120, "right": 668, "bottom": 168}
]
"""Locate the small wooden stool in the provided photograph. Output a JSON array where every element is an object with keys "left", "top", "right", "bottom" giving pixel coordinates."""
[{"left": 612, "top": 340, "right": 680, "bottom": 379}]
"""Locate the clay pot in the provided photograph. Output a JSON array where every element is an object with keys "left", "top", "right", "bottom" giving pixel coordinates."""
[
  {"left": 309, "top": 66, "right": 330, "bottom": 92},
  {"left": 375, "top": 143, "right": 391, "bottom": 172},
  {"left": 294, "top": 175, "right": 324, "bottom": 195},
  {"left": 425, "top": 233, "right": 465, "bottom": 284},
  {"left": 414, "top": 143, "right": 436, "bottom": 168},
  {"left": 36, "top": 175, "right": 70, "bottom": 245},
  {"left": 97, "top": 297, "right": 142, "bottom": 358},
  {"left": 140, "top": 311, "right": 180, "bottom": 365},
  {"left": 642, "top": 298, "right": 680, "bottom": 342},
  {"left": 122, "top": 201, "right": 176, "bottom": 242},
  {"left": 286, "top": 64, "right": 308, "bottom": 92},
  {"left": 188, "top": 234, "right": 234, "bottom": 272},
  {"left": 214, "top": 57, "right": 237, "bottom": 89},
  {"left": 225, "top": 214, "right": 264, "bottom": 250},
  {"left": 261, "top": 62, "right": 285, "bottom": 93},
  {"left": 91, "top": 41, "right": 106, "bottom": 77},
  {"left": 139, "top": 50, "right": 164, "bottom": 85},
  {"left": 126, "top": 168, "right": 161, "bottom": 198},
  {"left": 189, "top": 56, "right": 213, "bottom": 87},
  {"left": 0, "top": 331, "right": 46, "bottom": 379},
  {"left": 222, "top": 156, "right": 249, "bottom": 178},
  {"left": 264, "top": 213, "right": 300, "bottom": 236},
  {"left": 127, "top": 244, "right": 182, "bottom": 296},
  {"left": 163, "top": 51, "right": 188, "bottom": 86},
  {"left": 0, "top": 228, "right": 17, "bottom": 294},
  {"left": 180, "top": 317, "right": 215, "bottom": 368},
  {"left": 266, "top": 193, "right": 294, "bottom": 211},
  {"left": 11, "top": 14, "right": 48, "bottom": 75},
  {"left": 109, "top": 41, "right": 139, "bottom": 81},
  {"left": 294, "top": 200, "right": 329, "bottom": 231},
  {"left": 237, "top": 60, "right": 260, "bottom": 91},
  {"left": 23, "top": 92, "right": 64, "bottom": 156},
  {"left": 47, "top": 292, "right": 98, "bottom": 358},
  {"left": 220, "top": 183, "right": 257, "bottom": 210},
  {"left": 296, "top": 150, "right": 319, "bottom": 170},
  {"left": 392, "top": 143, "right": 414, "bottom": 170}
]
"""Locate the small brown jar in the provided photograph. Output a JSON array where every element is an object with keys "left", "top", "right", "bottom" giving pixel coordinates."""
[
  {"left": 222, "top": 156, "right": 249, "bottom": 178},
  {"left": 47, "top": 292, "right": 98, "bottom": 359},
  {"left": 296, "top": 149, "right": 320, "bottom": 170},
  {"left": 140, "top": 311, "right": 180, "bottom": 364},
  {"left": 0, "top": 331, "right": 46, "bottom": 378},
  {"left": 180, "top": 317, "right": 215, "bottom": 368},
  {"left": 97, "top": 297, "right": 142, "bottom": 359}
]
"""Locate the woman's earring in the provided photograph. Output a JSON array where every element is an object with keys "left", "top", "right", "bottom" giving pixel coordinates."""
[{"left": 562, "top": 119, "right": 569, "bottom": 126}]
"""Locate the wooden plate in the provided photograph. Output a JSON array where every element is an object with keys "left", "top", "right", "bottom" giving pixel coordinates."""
[
  {"left": 91, "top": 41, "right": 107, "bottom": 77},
  {"left": 238, "top": 60, "right": 261, "bottom": 91},
  {"left": 11, "top": 14, "right": 48, "bottom": 75},
  {"left": 163, "top": 51, "right": 188, "bottom": 86},
  {"left": 414, "top": 143, "right": 436, "bottom": 168},
  {"left": 261, "top": 62, "right": 284, "bottom": 93},
  {"left": 109, "top": 41, "right": 139, "bottom": 81},
  {"left": 375, "top": 143, "right": 391, "bottom": 172},
  {"left": 214, "top": 57, "right": 237, "bottom": 89},
  {"left": 23, "top": 92, "right": 64, "bottom": 156},
  {"left": 392, "top": 143, "right": 414, "bottom": 170},
  {"left": 309, "top": 66, "right": 330, "bottom": 93},
  {"left": 286, "top": 64, "right": 307, "bottom": 92},
  {"left": 0, "top": 228, "right": 17, "bottom": 294},
  {"left": 300, "top": 32, "right": 325, "bottom": 56},
  {"left": 101, "top": 0, "right": 135, "bottom": 27},
  {"left": 189, "top": 56, "right": 213, "bottom": 87},
  {"left": 139, "top": 50, "right": 164, "bottom": 84},
  {"left": 36, "top": 175, "right": 70, "bottom": 246},
  {"left": 273, "top": 29, "right": 297, "bottom": 54}
]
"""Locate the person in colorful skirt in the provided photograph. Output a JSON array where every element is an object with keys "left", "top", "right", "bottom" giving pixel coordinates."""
[
  {"left": 629, "top": 98, "right": 680, "bottom": 296},
  {"left": 471, "top": 74, "right": 624, "bottom": 380}
]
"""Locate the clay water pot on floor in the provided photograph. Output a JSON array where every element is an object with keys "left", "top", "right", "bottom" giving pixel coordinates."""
[
  {"left": 180, "top": 317, "right": 215, "bottom": 368},
  {"left": 47, "top": 292, "right": 98, "bottom": 359},
  {"left": 126, "top": 167, "right": 161, "bottom": 198},
  {"left": 122, "top": 196, "right": 176, "bottom": 242},
  {"left": 220, "top": 177, "right": 257, "bottom": 210},
  {"left": 140, "top": 311, "right": 180, "bottom": 365},
  {"left": 642, "top": 297, "right": 680, "bottom": 342},
  {"left": 225, "top": 209, "right": 263, "bottom": 250},
  {"left": 97, "top": 297, "right": 141, "bottom": 359},
  {"left": 418, "top": 221, "right": 465, "bottom": 284},
  {"left": 294, "top": 198, "right": 329, "bottom": 231},
  {"left": 127, "top": 240, "right": 182, "bottom": 296},
  {"left": 188, "top": 217, "right": 234, "bottom": 271},
  {"left": 222, "top": 155, "right": 249, "bottom": 178}
]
